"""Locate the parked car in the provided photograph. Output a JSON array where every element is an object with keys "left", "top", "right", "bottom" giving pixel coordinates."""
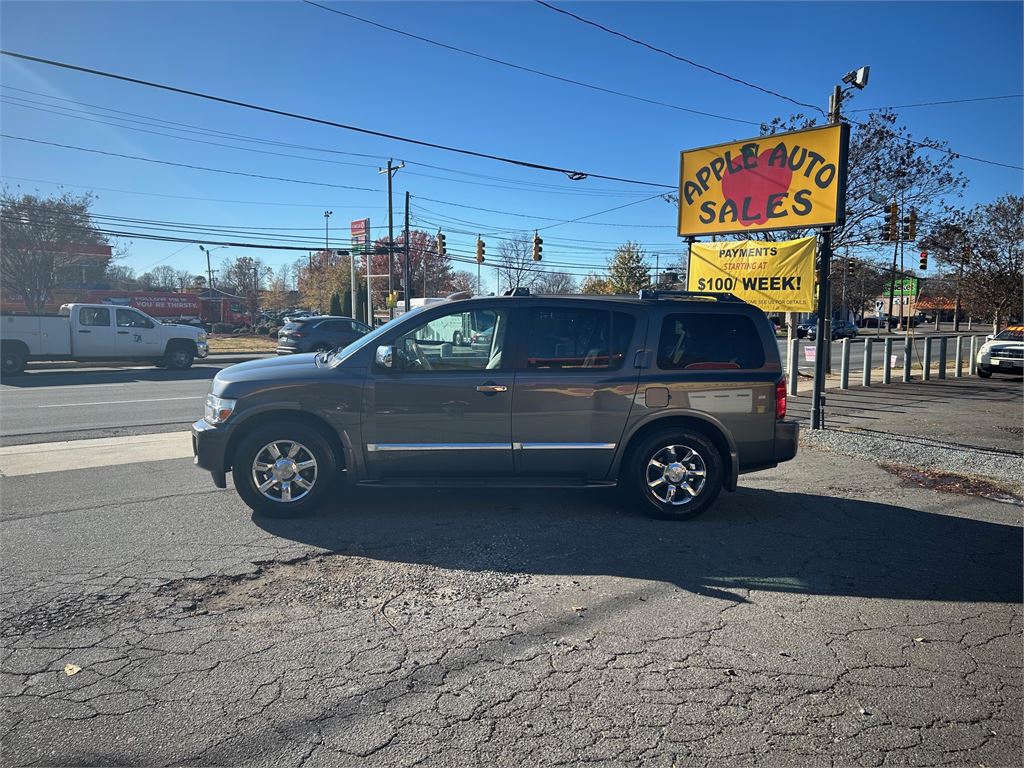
[
  {"left": 276, "top": 316, "right": 370, "bottom": 355},
  {"left": 806, "top": 320, "right": 859, "bottom": 341},
  {"left": 796, "top": 316, "right": 817, "bottom": 338},
  {"left": 976, "top": 325, "right": 1024, "bottom": 378},
  {"left": 1, "top": 303, "right": 207, "bottom": 375},
  {"left": 193, "top": 290, "right": 798, "bottom": 520}
]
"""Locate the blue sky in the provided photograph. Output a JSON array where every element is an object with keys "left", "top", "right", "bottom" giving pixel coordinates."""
[{"left": 1, "top": 0, "right": 1021, "bottom": 292}]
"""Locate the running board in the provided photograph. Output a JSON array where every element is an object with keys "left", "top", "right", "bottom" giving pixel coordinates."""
[{"left": 357, "top": 478, "right": 618, "bottom": 489}]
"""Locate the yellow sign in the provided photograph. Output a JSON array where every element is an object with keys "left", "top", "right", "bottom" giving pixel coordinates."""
[
  {"left": 687, "top": 236, "right": 817, "bottom": 312},
  {"left": 678, "top": 123, "right": 849, "bottom": 237}
]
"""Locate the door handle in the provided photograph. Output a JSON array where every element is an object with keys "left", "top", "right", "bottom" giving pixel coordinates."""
[
  {"left": 117, "top": 331, "right": 130, "bottom": 335},
  {"left": 476, "top": 384, "right": 508, "bottom": 394},
  {"left": 78, "top": 329, "right": 91, "bottom": 333}
]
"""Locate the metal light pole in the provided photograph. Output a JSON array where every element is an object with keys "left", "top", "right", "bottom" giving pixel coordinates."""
[{"left": 198, "top": 244, "right": 227, "bottom": 291}]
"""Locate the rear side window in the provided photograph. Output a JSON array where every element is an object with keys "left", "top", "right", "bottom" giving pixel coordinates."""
[
  {"left": 658, "top": 313, "right": 765, "bottom": 370},
  {"left": 524, "top": 307, "right": 634, "bottom": 370},
  {"left": 282, "top": 322, "right": 305, "bottom": 332}
]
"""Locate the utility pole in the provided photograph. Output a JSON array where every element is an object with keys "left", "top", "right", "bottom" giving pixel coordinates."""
[
  {"left": 378, "top": 159, "right": 405, "bottom": 317},
  {"left": 252, "top": 265, "right": 259, "bottom": 327},
  {"left": 403, "top": 190, "right": 411, "bottom": 312}
]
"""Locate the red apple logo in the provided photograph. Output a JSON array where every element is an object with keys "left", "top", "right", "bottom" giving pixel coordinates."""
[{"left": 719, "top": 150, "right": 793, "bottom": 227}]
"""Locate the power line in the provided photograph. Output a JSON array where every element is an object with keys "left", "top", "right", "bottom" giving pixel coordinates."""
[
  {"left": 532, "top": 2, "right": 1023, "bottom": 172},
  {"left": 1, "top": 89, "right": 653, "bottom": 198},
  {"left": 0, "top": 134, "right": 384, "bottom": 191},
  {"left": 413, "top": 194, "right": 675, "bottom": 228},
  {"left": 0, "top": 49, "right": 675, "bottom": 189},
  {"left": 849, "top": 94, "right": 1023, "bottom": 112},
  {"left": 301, "top": 0, "right": 758, "bottom": 127},
  {"left": 532, "top": 0, "right": 823, "bottom": 114}
]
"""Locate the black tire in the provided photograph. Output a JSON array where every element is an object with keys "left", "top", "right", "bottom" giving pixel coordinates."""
[
  {"left": 1, "top": 346, "right": 26, "bottom": 376},
  {"left": 453, "top": 331, "right": 464, "bottom": 346},
  {"left": 1, "top": 345, "right": 27, "bottom": 376},
  {"left": 164, "top": 344, "right": 195, "bottom": 370},
  {"left": 233, "top": 422, "right": 337, "bottom": 517},
  {"left": 976, "top": 365, "right": 992, "bottom": 379},
  {"left": 628, "top": 429, "right": 723, "bottom": 521}
]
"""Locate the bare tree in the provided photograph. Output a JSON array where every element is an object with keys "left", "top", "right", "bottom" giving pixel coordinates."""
[
  {"left": 1, "top": 190, "right": 112, "bottom": 313},
  {"left": 534, "top": 270, "right": 578, "bottom": 294},
  {"left": 448, "top": 270, "right": 476, "bottom": 295},
  {"left": 496, "top": 236, "right": 544, "bottom": 294}
]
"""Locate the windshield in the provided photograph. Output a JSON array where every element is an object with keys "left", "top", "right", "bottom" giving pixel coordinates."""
[
  {"left": 994, "top": 326, "right": 1023, "bottom": 341},
  {"left": 326, "top": 306, "right": 433, "bottom": 368}
]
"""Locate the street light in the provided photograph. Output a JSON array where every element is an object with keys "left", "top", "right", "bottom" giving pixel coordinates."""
[{"left": 198, "top": 245, "right": 228, "bottom": 290}]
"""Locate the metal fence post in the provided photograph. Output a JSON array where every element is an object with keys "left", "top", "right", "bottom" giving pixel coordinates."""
[
  {"left": 839, "top": 338, "right": 850, "bottom": 390},
  {"left": 883, "top": 337, "right": 893, "bottom": 384},
  {"left": 937, "top": 337, "right": 948, "bottom": 379},
  {"left": 955, "top": 336, "right": 964, "bottom": 378},
  {"left": 862, "top": 337, "right": 873, "bottom": 387},
  {"left": 903, "top": 337, "right": 911, "bottom": 382},
  {"left": 968, "top": 335, "right": 979, "bottom": 377},
  {"left": 922, "top": 337, "right": 932, "bottom": 381},
  {"left": 787, "top": 337, "right": 799, "bottom": 396}
]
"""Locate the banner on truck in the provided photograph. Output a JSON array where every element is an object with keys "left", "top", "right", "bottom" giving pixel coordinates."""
[
  {"left": 687, "top": 236, "right": 816, "bottom": 312},
  {"left": 678, "top": 123, "right": 849, "bottom": 238}
]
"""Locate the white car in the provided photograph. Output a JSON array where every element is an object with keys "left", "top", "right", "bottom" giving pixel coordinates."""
[{"left": 976, "top": 325, "right": 1023, "bottom": 378}]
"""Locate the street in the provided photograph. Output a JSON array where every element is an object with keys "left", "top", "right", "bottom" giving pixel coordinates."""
[{"left": 2, "top": 370, "right": 1022, "bottom": 766}]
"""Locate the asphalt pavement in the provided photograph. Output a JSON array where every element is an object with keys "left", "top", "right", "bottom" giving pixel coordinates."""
[{"left": 1, "top": 440, "right": 1020, "bottom": 767}]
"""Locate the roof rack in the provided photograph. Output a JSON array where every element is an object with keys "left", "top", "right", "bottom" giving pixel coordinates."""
[{"left": 637, "top": 289, "right": 742, "bottom": 302}]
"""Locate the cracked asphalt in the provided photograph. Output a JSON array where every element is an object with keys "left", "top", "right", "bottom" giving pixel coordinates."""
[{"left": 2, "top": 441, "right": 1021, "bottom": 767}]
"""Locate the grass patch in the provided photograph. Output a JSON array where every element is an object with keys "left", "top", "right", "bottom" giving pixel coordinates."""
[{"left": 208, "top": 335, "right": 277, "bottom": 353}]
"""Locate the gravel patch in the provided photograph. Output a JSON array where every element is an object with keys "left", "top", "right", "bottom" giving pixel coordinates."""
[{"left": 801, "top": 428, "right": 1024, "bottom": 488}]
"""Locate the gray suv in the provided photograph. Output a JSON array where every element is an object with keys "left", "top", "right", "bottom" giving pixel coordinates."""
[{"left": 192, "top": 291, "right": 798, "bottom": 520}]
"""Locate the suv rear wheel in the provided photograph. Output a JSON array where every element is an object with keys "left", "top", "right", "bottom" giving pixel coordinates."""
[
  {"left": 233, "top": 422, "right": 337, "bottom": 517},
  {"left": 629, "top": 429, "right": 723, "bottom": 520}
]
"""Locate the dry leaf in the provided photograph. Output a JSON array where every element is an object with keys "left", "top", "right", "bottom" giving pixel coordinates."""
[
  {"left": 572, "top": 606, "right": 586, "bottom": 612},
  {"left": 913, "top": 637, "right": 926, "bottom": 643},
  {"left": 64, "top": 664, "right": 81, "bottom": 676}
]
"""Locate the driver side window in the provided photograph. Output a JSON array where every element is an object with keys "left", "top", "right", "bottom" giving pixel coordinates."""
[{"left": 394, "top": 308, "right": 507, "bottom": 371}]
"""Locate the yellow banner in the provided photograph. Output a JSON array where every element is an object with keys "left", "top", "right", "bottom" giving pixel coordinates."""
[
  {"left": 686, "top": 236, "right": 817, "bottom": 312},
  {"left": 678, "top": 124, "right": 849, "bottom": 237}
]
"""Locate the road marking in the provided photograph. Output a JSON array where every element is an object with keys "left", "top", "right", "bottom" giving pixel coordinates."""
[
  {"left": 38, "top": 396, "right": 201, "bottom": 408},
  {"left": 0, "top": 431, "right": 194, "bottom": 477}
]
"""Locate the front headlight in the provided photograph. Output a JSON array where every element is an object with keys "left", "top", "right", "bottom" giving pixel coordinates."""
[
  {"left": 204, "top": 394, "right": 236, "bottom": 425},
  {"left": 197, "top": 330, "right": 208, "bottom": 340}
]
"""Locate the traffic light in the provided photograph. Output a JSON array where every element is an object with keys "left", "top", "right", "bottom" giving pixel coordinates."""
[
  {"left": 436, "top": 231, "right": 446, "bottom": 257},
  {"left": 919, "top": 251, "right": 928, "bottom": 271},
  {"left": 882, "top": 202, "right": 899, "bottom": 242},
  {"left": 907, "top": 209, "right": 917, "bottom": 241},
  {"left": 847, "top": 258, "right": 856, "bottom": 276},
  {"left": 532, "top": 232, "right": 543, "bottom": 261},
  {"left": 475, "top": 237, "right": 485, "bottom": 264}
]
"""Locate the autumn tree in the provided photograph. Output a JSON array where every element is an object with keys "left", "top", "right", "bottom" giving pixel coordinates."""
[
  {"left": 607, "top": 241, "right": 651, "bottom": 294},
  {"left": 0, "top": 190, "right": 113, "bottom": 313},
  {"left": 448, "top": 270, "right": 476, "bottom": 295},
  {"left": 580, "top": 273, "right": 613, "bottom": 295}
]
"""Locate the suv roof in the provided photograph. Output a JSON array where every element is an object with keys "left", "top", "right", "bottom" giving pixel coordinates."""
[{"left": 445, "top": 289, "right": 750, "bottom": 307}]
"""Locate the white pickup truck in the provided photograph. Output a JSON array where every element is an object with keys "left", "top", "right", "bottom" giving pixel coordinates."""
[{"left": 1, "top": 303, "right": 208, "bottom": 375}]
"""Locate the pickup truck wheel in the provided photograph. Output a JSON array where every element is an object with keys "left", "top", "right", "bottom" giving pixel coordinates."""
[
  {"left": 233, "top": 423, "right": 336, "bottom": 517},
  {"left": 1, "top": 346, "right": 26, "bottom": 376},
  {"left": 628, "top": 429, "right": 723, "bottom": 521},
  {"left": 164, "top": 345, "right": 194, "bottom": 370},
  {"left": 976, "top": 365, "right": 992, "bottom": 378}
]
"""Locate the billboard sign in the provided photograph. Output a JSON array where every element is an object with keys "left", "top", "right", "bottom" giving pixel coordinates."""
[
  {"left": 883, "top": 277, "right": 919, "bottom": 297},
  {"left": 686, "top": 235, "right": 817, "bottom": 312},
  {"left": 350, "top": 218, "right": 370, "bottom": 253},
  {"left": 678, "top": 123, "right": 850, "bottom": 238}
]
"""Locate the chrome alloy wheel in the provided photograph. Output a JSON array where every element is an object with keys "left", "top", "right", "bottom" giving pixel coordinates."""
[
  {"left": 251, "top": 440, "right": 318, "bottom": 503},
  {"left": 645, "top": 444, "right": 707, "bottom": 506}
]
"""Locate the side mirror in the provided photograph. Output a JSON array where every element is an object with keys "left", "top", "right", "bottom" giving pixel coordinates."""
[{"left": 375, "top": 345, "right": 393, "bottom": 369}]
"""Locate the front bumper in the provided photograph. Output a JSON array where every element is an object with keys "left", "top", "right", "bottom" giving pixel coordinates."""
[
  {"left": 774, "top": 419, "right": 799, "bottom": 463},
  {"left": 196, "top": 340, "right": 209, "bottom": 358},
  {"left": 192, "top": 418, "right": 230, "bottom": 487}
]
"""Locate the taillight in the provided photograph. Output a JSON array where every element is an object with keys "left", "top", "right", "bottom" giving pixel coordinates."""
[
  {"left": 775, "top": 378, "right": 787, "bottom": 419},
  {"left": 291, "top": 332, "right": 305, "bottom": 338}
]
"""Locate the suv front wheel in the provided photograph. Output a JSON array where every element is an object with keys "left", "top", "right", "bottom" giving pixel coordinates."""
[
  {"left": 233, "top": 422, "right": 337, "bottom": 517},
  {"left": 628, "top": 429, "right": 723, "bottom": 520}
]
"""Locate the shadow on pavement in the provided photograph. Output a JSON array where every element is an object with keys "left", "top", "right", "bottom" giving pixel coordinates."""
[{"left": 256, "top": 486, "right": 1023, "bottom": 605}]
